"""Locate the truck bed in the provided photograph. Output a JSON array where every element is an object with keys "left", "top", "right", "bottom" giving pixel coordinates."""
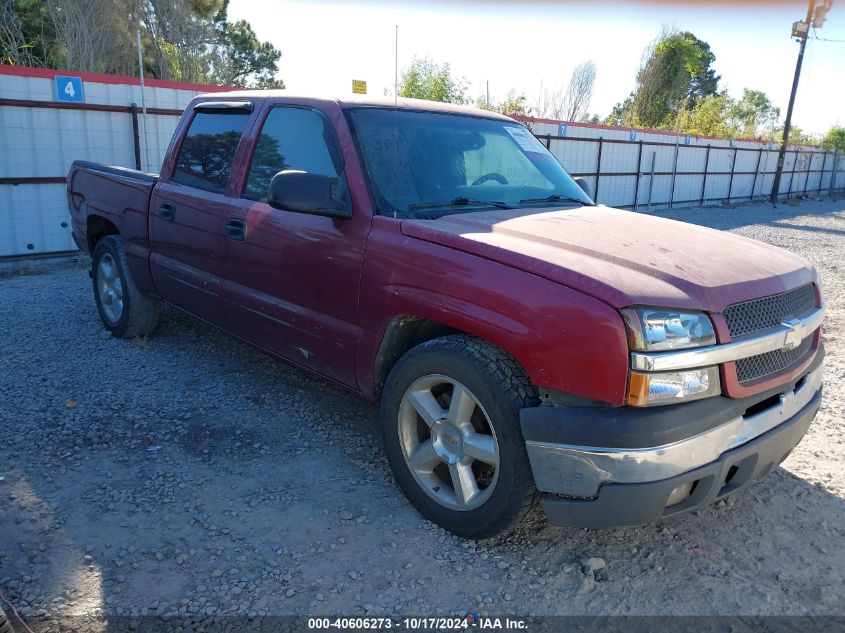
[{"left": 67, "top": 160, "right": 158, "bottom": 256}]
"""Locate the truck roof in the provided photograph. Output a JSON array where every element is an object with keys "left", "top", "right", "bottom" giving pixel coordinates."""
[{"left": 194, "top": 90, "right": 516, "bottom": 122}]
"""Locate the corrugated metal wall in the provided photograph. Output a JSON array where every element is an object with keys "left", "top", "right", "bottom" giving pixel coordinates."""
[
  {"left": 1, "top": 65, "right": 843, "bottom": 259},
  {"left": 0, "top": 66, "right": 226, "bottom": 258},
  {"left": 526, "top": 118, "right": 844, "bottom": 210}
]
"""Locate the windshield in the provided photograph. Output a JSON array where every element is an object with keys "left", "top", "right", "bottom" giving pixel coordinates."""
[{"left": 347, "top": 108, "right": 593, "bottom": 219}]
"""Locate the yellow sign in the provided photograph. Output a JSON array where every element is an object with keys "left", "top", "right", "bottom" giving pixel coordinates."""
[{"left": 352, "top": 79, "right": 367, "bottom": 95}]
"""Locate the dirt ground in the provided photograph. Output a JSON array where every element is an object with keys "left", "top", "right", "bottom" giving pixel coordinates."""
[{"left": 1, "top": 198, "right": 843, "bottom": 630}]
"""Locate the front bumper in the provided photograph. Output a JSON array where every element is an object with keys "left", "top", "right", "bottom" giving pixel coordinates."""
[{"left": 521, "top": 352, "right": 823, "bottom": 528}]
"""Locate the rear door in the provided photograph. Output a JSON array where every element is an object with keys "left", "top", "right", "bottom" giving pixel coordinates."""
[
  {"left": 219, "top": 104, "right": 370, "bottom": 387},
  {"left": 149, "top": 102, "right": 252, "bottom": 325}
]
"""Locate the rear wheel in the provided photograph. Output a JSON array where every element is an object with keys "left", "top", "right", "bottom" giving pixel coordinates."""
[
  {"left": 381, "top": 335, "right": 539, "bottom": 538},
  {"left": 92, "top": 236, "right": 160, "bottom": 338}
]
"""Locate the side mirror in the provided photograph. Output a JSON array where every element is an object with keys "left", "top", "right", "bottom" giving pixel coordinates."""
[
  {"left": 575, "top": 178, "right": 594, "bottom": 201},
  {"left": 267, "top": 170, "right": 351, "bottom": 219}
]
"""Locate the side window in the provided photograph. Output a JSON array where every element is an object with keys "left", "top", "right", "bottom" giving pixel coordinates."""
[
  {"left": 243, "top": 107, "right": 346, "bottom": 202},
  {"left": 172, "top": 111, "right": 250, "bottom": 193}
]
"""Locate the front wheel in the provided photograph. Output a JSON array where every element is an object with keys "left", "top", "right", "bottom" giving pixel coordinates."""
[
  {"left": 92, "top": 236, "right": 160, "bottom": 338},
  {"left": 380, "top": 335, "right": 539, "bottom": 538}
]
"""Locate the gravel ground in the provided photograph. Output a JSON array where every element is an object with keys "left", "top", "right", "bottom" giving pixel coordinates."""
[{"left": 1, "top": 198, "right": 843, "bottom": 630}]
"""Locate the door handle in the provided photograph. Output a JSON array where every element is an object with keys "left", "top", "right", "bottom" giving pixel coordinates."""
[
  {"left": 224, "top": 218, "right": 246, "bottom": 241},
  {"left": 159, "top": 203, "right": 176, "bottom": 221}
]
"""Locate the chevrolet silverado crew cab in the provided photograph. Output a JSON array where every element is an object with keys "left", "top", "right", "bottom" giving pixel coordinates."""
[{"left": 67, "top": 93, "right": 825, "bottom": 538}]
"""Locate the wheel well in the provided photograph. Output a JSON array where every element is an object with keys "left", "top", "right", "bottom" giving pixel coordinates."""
[
  {"left": 374, "top": 317, "right": 459, "bottom": 399},
  {"left": 87, "top": 215, "right": 119, "bottom": 252}
]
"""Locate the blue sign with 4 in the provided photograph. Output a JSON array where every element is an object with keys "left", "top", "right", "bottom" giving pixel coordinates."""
[{"left": 55, "top": 76, "right": 84, "bottom": 103}]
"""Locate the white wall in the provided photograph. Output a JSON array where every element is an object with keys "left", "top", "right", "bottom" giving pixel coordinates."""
[
  {"left": 1, "top": 71, "right": 843, "bottom": 258},
  {"left": 527, "top": 118, "right": 844, "bottom": 210},
  {"left": 0, "top": 69, "right": 217, "bottom": 257}
]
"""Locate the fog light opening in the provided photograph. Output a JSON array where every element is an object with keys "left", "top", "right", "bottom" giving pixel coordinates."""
[{"left": 666, "top": 481, "right": 694, "bottom": 508}]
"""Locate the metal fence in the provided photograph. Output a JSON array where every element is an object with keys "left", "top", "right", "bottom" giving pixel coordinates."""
[
  {"left": 0, "top": 64, "right": 226, "bottom": 258},
  {"left": 526, "top": 118, "right": 844, "bottom": 210},
  {"left": 2, "top": 64, "right": 844, "bottom": 259}
]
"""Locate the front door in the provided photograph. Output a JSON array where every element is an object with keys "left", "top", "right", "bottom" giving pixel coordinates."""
[{"left": 219, "top": 105, "right": 370, "bottom": 387}]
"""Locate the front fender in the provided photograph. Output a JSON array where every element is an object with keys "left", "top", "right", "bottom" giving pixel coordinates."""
[{"left": 356, "top": 220, "right": 630, "bottom": 404}]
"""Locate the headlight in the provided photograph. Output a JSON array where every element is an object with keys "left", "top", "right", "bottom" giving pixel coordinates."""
[
  {"left": 627, "top": 367, "right": 721, "bottom": 406},
  {"left": 621, "top": 308, "right": 716, "bottom": 351}
]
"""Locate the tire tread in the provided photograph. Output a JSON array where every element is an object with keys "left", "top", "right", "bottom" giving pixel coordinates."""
[
  {"left": 93, "top": 236, "right": 160, "bottom": 338},
  {"left": 383, "top": 334, "right": 541, "bottom": 538}
]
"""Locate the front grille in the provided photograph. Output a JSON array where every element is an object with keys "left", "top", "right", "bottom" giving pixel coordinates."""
[
  {"left": 724, "top": 284, "right": 816, "bottom": 338},
  {"left": 725, "top": 284, "right": 817, "bottom": 384},
  {"left": 736, "top": 336, "right": 813, "bottom": 383}
]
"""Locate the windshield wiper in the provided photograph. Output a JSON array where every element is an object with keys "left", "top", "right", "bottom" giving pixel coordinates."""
[
  {"left": 407, "top": 197, "right": 512, "bottom": 211},
  {"left": 518, "top": 194, "right": 594, "bottom": 206}
]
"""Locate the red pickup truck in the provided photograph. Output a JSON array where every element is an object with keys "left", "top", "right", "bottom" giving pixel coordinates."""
[{"left": 67, "top": 93, "right": 825, "bottom": 538}]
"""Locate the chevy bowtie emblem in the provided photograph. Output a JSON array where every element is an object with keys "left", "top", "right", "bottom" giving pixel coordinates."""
[{"left": 781, "top": 317, "right": 802, "bottom": 350}]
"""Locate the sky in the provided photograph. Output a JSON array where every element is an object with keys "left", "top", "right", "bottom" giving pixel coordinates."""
[{"left": 227, "top": 0, "right": 845, "bottom": 136}]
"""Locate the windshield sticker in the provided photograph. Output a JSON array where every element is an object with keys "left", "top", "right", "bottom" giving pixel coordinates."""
[{"left": 505, "top": 126, "right": 546, "bottom": 154}]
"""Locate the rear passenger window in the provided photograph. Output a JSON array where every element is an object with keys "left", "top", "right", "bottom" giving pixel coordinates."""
[
  {"left": 243, "top": 107, "right": 346, "bottom": 202},
  {"left": 172, "top": 111, "right": 249, "bottom": 193}
]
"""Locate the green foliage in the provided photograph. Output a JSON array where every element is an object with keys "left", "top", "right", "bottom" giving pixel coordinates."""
[
  {"left": 604, "top": 28, "right": 785, "bottom": 142},
  {"left": 822, "top": 126, "right": 845, "bottom": 151},
  {"left": 632, "top": 30, "right": 719, "bottom": 128},
  {"left": 474, "top": 90, "right": 530, "bottom": 117},
  {"left": 605, "top": 93, "right": 634, "bottom": 127},
  {"left": 215, "top": 19, "right": 283, "bottom": 88},
  {"left": 773, "top": 125, "right": 820, "bottom": 146},
  {"left": 671, "top": 89, "right": 781, "bottom": 140},
  {"left": 676, "top": 92, "right": 735, "bottom": 138},
  {"left": 0, "top": 0, "right": 283, "bottom": 88},
  {"left": 398, "top": 57, "right": 467, "bottom": 104},
  {"left": 0, "top": 0, "right": 56, "bottom": 66},
  {"left": 727, "top": 89, "right": 780, "bottom": 138}
]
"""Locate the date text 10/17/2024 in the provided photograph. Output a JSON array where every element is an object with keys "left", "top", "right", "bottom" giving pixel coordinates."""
[{"left": 307, "top": 616, "right": 529, "bottom": 630}]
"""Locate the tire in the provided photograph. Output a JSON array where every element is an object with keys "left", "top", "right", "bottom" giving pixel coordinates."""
[
  {"left": 380, "top": 334, "right": 539, "bottom": 539},
  {"left": 92, "top": 235, "right": 160, "bottom": 338}
]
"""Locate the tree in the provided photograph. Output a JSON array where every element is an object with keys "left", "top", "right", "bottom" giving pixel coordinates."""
[
  {"left": 727, "top": 89, "right": 780, "bottom": 138},
  {"left": 0, "top": 0, "right": 54, "bottom": 66},
  {"left": 398, "top": 57, "right": 467, "bottom": 104},
  {"left": 212, "top": 18, "right": 283, "bottom": 88},
  {"left": 475, "top": 90, "right": 530, "bottom": 117},
  {"left": 632, "top": 28, "right": 719, "bottom": 128},
  {"left": 498, "top": 90, "right": 530, "bottom": 117},
  {"left": 822, "top": 125, "right": 845, "bottom": 151},
  {"left": 675, "top": 92, "right": 735, "bottom": 138},
  {"left": 0, "top": 0, "right": 283, "bottom": 88},
  {"left": 774, "top": 125, "right": 818, "bottom": 146},
  {"left": 138, "top": 0, "right": 221, "bottom": 82},
  {"left": 534, "top": 81, "right": 563, "bottom": 119},
  {"left": 48, "top": 0, "right": 134, "bottom": 74},
  {"left": 604, "top": 93, "right": 634, "bottom": 127},
  {"left": 560, "top": 60, "right": 596, "bottom": 123}
]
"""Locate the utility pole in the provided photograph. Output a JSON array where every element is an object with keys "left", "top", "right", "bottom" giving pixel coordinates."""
[
  {"left": 136, "top": 26, "right": 150, "bottom": 173},
  {"left": 770, "top": 0, "right": 819, "bottom": 204},
  {"left": 394, "top": 25, "right": 398, "bottom": 105}
]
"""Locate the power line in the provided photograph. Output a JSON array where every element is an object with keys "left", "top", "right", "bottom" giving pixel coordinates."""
[{"left": 813, "top": 26, "right": 845, "bottom": 41}]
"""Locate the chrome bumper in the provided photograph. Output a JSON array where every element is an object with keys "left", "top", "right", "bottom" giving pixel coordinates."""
[{"left": 525, "top": 363, "right": 823, "bottom": 498}]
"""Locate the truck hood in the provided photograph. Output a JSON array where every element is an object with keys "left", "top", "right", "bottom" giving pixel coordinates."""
[{"left": 400, "top": 206, "right": 816, "bottom": 312}]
